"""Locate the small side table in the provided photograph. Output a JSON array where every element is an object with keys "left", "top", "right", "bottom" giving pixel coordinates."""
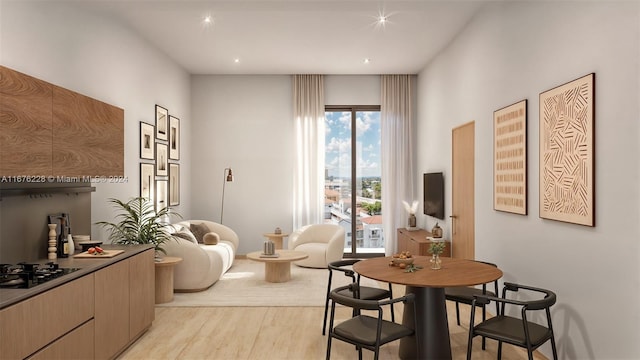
[
  {"left": 154, "top": 256, "right": 182, "bottom": 304},
  {"left": 263, "top": 232, "right": 290, "bottom": 250}
]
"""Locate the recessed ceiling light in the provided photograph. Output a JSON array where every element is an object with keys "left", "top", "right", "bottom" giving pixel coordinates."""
[
  {"left": 372, "top": 9, "right": 394, "bottom": 30},
  {"left": 363, "top": 58, "right": 371, "bottom": 64},
  {"left": 202, "top": 14, "right": 213, "bottom": 28},
  {"left": 234, "top": 58, "right": 240, "bottom": 63}
]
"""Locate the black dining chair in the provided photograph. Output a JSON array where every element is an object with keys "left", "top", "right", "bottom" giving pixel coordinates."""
[
  {"left": 445, "top": 261, "right": 499, "bottom": 349},
  {"left": 466, "top": 282, "right": 558, "bottom": 360},
  {"left": 326, "top": 283, "right": 416, "bottom": 360},
  {"left": 322, "top": 259, "right": 394, "bottom": 335}
]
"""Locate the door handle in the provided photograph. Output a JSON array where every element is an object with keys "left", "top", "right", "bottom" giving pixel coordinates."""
[{"left": 449, "top": 215, "right": 457, "bottom": 235}]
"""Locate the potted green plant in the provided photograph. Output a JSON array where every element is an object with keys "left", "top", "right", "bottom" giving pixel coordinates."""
[
  {"left": 96, "top": 197, "right": 181, "bottom": 256},
  {"left": 428, "top": 241, "right": 446, "bottom": 270}
]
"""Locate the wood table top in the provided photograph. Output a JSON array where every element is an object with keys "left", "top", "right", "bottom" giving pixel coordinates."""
[
  {"left": 246, "top": 250, "right": 308, "bottom": 263},
  {"left": 154, "top": 256, "right": 183, "bottom": 267},
  {"left": 353, "top": 256, "right": 503, "bottom": 288},
  {"left": 263, "top": 233, "right": 290, "bottom": 237}
]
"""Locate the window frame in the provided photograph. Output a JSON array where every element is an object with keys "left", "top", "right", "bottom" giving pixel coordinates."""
[{"left": 325, "top": 105, "right": 382, "bottom": 258}]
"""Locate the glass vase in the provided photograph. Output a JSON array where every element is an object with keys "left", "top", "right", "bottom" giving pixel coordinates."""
[
  {"left": 430, "top": 254, "right": 442, "bottom": 270},
  {"left": 408, "top": 214, "right": 416, "bottom": 228}
]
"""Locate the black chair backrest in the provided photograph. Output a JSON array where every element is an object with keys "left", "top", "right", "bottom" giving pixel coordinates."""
[{"left": 503, "top": 282, "right": 556, "bottom": 310}]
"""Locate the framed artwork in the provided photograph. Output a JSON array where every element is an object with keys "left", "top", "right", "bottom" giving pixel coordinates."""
[
  {"left": 156, "top": 142, "right": 168, "bottom": 176},
  {"left": 155, "top": 105, "right": 168, "bottom": 141},
  {"left": 539, "top": 73, "right": 595, "bottom": 227},
  {"left": 169, "top": 163, "right": 180, "bottom": 206},
  {"left": 493, "top": 99, "right": 527, "bottom": 215},
  {"left": 140, "top": 122, "right": 155, "bottom": 160},
  {"left": 169, "top": 116, "right": 180, "bottom": 160},
  {"left": 156, "top": 179, "right": 168, "bottom": 212},
  {"left": 140, "top": 163, "right": 155, "bottom": 203}
]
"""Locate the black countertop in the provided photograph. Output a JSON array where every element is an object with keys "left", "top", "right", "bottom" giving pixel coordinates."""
[{"left": 0, "top": 244, "right": 155, "bottom": 309}]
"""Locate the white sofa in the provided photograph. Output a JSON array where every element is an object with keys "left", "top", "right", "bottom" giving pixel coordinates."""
[
  {"left": 164, "top": 220, "right": 239, "bottom": 292},
  {"left": 288, "top": 224, "right": 345, "bottom": 268}
]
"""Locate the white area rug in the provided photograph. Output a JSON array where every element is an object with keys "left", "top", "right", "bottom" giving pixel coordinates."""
[{"left": 158, "top": 259, "right": 386, "bottom": 307}]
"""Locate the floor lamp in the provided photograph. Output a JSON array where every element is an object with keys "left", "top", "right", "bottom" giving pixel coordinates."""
[{"left": 220, "top": 168, "right": 234, "bottom": 223}]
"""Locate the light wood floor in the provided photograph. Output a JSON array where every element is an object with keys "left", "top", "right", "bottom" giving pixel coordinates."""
[{"left": 119, "top": 296, "right": 547, "bottom": 360}]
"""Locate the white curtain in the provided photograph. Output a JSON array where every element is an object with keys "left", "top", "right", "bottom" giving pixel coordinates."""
[
  {"left": 381, "top": 75, "right": 415, "bottom": 255},
  {"left": 293, "top": 74, "right": 325, "bottom": 229}
]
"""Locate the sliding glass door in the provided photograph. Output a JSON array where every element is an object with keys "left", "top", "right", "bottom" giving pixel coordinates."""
[{"left": 324, "top": 106, "right": 383, "bottom": 256}]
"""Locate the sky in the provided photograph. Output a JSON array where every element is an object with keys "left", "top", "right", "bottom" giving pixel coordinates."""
[{"left": 325, "top": 111, "right": 381, "bottom": 179}]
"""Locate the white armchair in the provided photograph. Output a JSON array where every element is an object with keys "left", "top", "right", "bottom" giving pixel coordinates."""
[
  {"left": 287, "top": 224, "right": 345, "bottom": 268},
  {"left": 164, "top": 220, "right": 239, "bottom": 291}
]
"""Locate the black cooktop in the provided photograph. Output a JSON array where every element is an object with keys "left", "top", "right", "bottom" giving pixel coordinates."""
[{"left": 0, "top": 262, "right": 80, "bottom": 289}]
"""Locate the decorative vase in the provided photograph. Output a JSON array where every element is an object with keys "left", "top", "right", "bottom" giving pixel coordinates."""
[
  {"left": 430, "top": 254, "right": 442, "bottom": 270},
  {"left": 408, "top": 214, "right": 417, "bottom": 228},
  {"left": 263, "top": 239, "right": 275, "bottom": 255},
  {"left": 431, "top": 222, "right": 443, "bottom": 238},
  {"left": 47, "top": 224, "right": 57, "bottom": 260}
]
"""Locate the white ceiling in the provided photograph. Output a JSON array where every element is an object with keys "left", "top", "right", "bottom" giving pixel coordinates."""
[{"left": 77, "top": 0, "right": 487, "bottom": 75}]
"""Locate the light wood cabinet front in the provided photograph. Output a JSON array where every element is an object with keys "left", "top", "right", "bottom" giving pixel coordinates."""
[
  {"left": 0, "top": 274, "right": 94, "bottom": 360},
  {"left": 129, "top": 249, "right": 155, "bottom": 339},
  {"left": 29, "top": 320, "right": 95, "bottom": 360},
  {"left": 397, "top": 228, "right": 451, "bottom": 257},
  {"left": 0, "top": 65, "right": 53, "bottom": 175},
  {"left": 95, "top": 259, "right": 130, "bottom": 360}
]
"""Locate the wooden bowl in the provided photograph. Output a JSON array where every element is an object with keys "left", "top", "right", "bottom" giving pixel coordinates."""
[{"left": 392, "top": 257, "right": 415, "bottom": 266}]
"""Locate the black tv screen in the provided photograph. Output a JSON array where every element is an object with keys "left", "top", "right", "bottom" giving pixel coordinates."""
[{"left": 423, "top": 172, "right": 444, "bottom": 219}]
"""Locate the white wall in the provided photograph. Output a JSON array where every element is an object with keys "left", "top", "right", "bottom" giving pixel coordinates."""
[
  {"left": 190, "top": 74, "right": 381, "bottom": 255},
  {"left": 0, "top": 1, "right": 192, "bottom": 238},
  {"left": 416, "top": 2, "right": 640, "bottom": 358}
]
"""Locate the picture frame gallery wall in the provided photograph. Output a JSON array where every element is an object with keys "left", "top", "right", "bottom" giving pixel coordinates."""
[{"left": 139, "top": 104, "right": 182, "bottom": 210}]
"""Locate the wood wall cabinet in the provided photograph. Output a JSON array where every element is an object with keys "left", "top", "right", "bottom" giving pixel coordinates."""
[
  {"left": 0, "top": 65, "right": 124, "bottom": 177},
  {"left": 0, "top": 66, "right": 53, "bottom": 176},
  {"left": 397, "top": 228, "right": 451, "bottom": 257},
  {"left": 52, "top": 86, "right": 124, "bottom": 177},
  {"left": 0, "top": 274, "right": 94, "bottom": 359}
]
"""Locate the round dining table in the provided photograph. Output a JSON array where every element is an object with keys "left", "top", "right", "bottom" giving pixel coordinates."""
[{"left": 353, "top": 256, "right": 503, "bottom": 360}]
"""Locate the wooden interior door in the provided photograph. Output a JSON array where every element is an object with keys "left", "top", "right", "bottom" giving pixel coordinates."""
[{"left": 451, "top": 121, "right": 475, "bottom": 259}]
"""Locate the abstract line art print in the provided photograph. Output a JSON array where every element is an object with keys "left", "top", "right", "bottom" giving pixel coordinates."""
[{"left": 539, "top": 73, "right": 594, "bottom": 226}]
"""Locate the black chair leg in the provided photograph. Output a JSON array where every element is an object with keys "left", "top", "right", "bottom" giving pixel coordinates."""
[
  {"left": 497, "top": 341, "right": 503, "bottom": 360},
  {"left": 388, "top": 284, "right": 395, "bottom": 322},
  {"left": 481, "top": 305, "right": 486, "bottom": 350},
  {"left": 550, "top": 334, "right": 559, "bottom": 360},
  {"left": 322, "top": 273, "right": 332, "bottom": 335},
  {"left": 325, "top": 333, "right": 332, "bottom": 360},
  {"left": 466, "top": 330, "right": 474, "bottom": 360},
  {"left": 455, "top": 302, "right": 461, "bottom": 325},
  {"left": 322, "top": 296, "right": 330, "bottom": 335}
]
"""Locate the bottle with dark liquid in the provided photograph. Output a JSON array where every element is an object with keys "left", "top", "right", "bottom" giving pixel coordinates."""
[{"left": 58, "top": 217, "right": 69, "bottom": 258}]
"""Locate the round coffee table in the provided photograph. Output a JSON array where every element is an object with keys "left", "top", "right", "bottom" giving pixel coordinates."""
[{"left": 246, "top": 250, "right": 308, "bottom": 283}]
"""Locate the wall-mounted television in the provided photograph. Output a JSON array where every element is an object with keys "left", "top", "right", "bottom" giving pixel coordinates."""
[{"left": 423, "top": 172, "right": 445, "bottom": 220}]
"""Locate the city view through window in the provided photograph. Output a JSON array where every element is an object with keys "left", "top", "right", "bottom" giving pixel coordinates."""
[{"left": 324, "top": 109, "right": 384, "bottom": 254}]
